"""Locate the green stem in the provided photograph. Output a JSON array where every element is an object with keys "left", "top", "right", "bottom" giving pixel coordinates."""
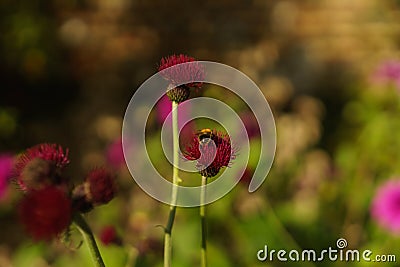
[
  {"left": 74, "top": 213, "right": 106, "bottom": 267},
  {"left": 125, "top": 245, "right": 138, "bottom": 267},
  {"left": 164, "top": 101, "right": 180, "bottom": 267},
  {"left": 200, "top": 176, "right": 208, "bottom": 267}
]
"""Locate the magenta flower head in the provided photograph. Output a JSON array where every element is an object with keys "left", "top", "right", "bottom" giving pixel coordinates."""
[
  {"left": 18, "top": 186, "right": 72, "bottom": 241},
  {"left": 371, "top": 179, "right": 400, "bottom": 234},
  {"left": 13, "top": 144, "right": 70, "bottom": 191},
  {"left": 158, "top": 54, "right": 205, "bottom": 103},
  {"left": 0, "top": 154, "right": 14, "bottom": 199},
  {"left": 183, "top": 129, "right": 236, "bottom": 177}
]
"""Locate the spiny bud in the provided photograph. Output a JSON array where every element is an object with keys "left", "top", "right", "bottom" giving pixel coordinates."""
[{"left": 166, "top": 85, "right": 190, "bottom": 103}]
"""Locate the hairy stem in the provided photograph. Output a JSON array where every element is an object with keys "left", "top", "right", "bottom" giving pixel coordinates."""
[
  {"left": 74, "top": 213, "right": 106, "bottom": 267},
  {"left": 164, "top": 101, "right": 180, "bottom": 267}
]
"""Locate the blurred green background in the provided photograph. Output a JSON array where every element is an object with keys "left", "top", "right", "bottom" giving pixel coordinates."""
[{"left": 1, "top": 0, "right": 400, "bottom": 266}]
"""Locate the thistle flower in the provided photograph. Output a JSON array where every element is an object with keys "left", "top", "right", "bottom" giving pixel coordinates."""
[
  {"left": 13, "top": 144, "right": 70, "bottom": 191},
  {"left": 18, "top": 186, "right": 72, "bottom": 241},
  {"left": 371, "top": 179, "right": 400, "bottom": 234},
  {"left": 158, "top": 54, "right": 205, "bottom": 103},
  {"left": 183, "top": 130, "right": 236, "bottom": 177}
]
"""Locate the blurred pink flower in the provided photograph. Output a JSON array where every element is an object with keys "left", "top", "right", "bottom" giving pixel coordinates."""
[
  {"left": 238, "top": 167, "right": 255, "bottom": 186},
  {"left": 372, "top": 60, "right": 400, "bottom": 89},
  {"left": 99, "top": 225, "right": 121, "bottom": 246},
  {"left": 156, "top": 94, "right": 193, "bottom": 129},
  {"left": 371, "top": 179, "right": 400, "bottom": 234},
  {"left": 0, "top": 154, "right": 14, "bottom": 199},
  {"left": 106, "top": 138, "right": 125, "bottom": 169},
  {"left": 239, "top": 112, "right": 261, "bottom": 139}
]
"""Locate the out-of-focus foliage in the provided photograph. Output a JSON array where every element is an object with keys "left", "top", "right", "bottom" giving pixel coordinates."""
[{"left": 1, "top": 0, "right": 400, "bottom": 266}]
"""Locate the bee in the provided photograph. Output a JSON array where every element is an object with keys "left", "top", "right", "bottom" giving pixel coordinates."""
[{"left": 196, "top": 128, "right": 214, "bottom": 144}]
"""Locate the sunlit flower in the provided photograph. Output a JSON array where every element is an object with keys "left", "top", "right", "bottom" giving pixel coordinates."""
[
  {"left": 14, "top": 144, "right": 69, "bottom": 191},
  {"left": 0, "top": 154, "right": 13, "bottom": 199},
  {"left": 183, "top": 130, "right": 236, "bottom": 177},
  {"left": 371, "top": 179, "right": 400, "bottom": 234},
  {"left": 158, "top": 54, "right": 205, "bottom": 103},
  {"left": 18, "top": 186, "right": 72, "bottom": 241}
]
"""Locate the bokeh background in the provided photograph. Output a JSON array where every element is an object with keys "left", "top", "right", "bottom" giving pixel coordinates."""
[{"left": 1, "top": 0, "right": 400, "bottom": 266}]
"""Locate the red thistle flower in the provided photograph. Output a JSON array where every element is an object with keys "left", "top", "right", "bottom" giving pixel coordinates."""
[
  {"left": 183, "top": 130, "right": 236, "bottom": 177},
  {"left": 18, "top": 186, "right": 72, "bottom": 241},
  {"left": 85, "top": 168, "right": 116, "bottom": 206},
  {"left": 14, "top": 144, "right": 69, "bottom": 191},
  {"left": 158, "top": 54, "right": 205, "bottom": 89}
]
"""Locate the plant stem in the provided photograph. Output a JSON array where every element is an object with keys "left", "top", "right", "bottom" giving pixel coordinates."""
[
  {"left": 164, "top": 101, "right": 180, "bottom": 267},
  {"left": 200, "top": 175, "right": 208, "bottom": 267},
  {"left": 74, "top": 213, "right": 106, "bottom": 267}
]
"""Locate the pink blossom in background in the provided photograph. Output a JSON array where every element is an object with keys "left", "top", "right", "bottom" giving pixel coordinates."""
[
  {"left": 371, "top": 179, "right": 400, "bottom": 234},
  {"left": 157, "top": 94, "right": 192, "bottom": 126},
  {"left": 106, "top": 138, "right": 125, "bottom": 169},
  {"left": 239, "top": 167, "right": 255, "bottom": 187},
  {"left": 99, "top": 225, "right": 121, "bottom": 246},
  {"left": 239, "top": 112, "right": 261, "bottom": 139},
  {"left": 372, "top": 60, "right": 400, "bottom": 90},
  {"left": 0, "top": 154, "right": 14, "bottom": 199},
  {"left": 157, "top": 94, "right": 196, "bottom": 151}
]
